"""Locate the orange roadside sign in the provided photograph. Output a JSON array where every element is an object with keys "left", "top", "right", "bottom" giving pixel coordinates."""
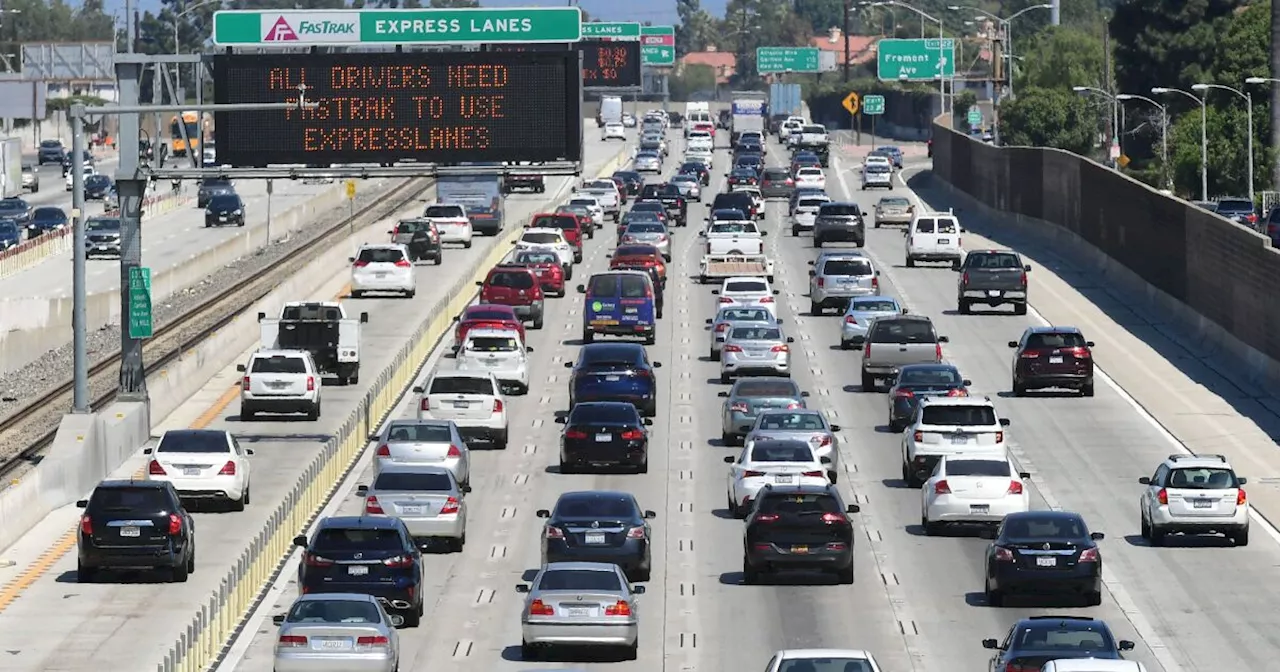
[{"left": 842, "top": 92, "right": 859, "bottom": 116}]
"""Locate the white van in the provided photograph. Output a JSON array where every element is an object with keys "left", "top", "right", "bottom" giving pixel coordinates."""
[
  {"left": 1041, "top": 660, "right": 1148, "bottom": 672},
  {"left": 600, "top": 96, "right": 623, "bottom": 125},
  {"left": 904, "top": 209, "right": 965, "bottom": 268}
]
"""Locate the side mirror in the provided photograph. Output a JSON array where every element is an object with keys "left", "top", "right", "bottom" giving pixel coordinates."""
[
  {"left": 807, "top": 260, "right": 815, "bottom": 266},
  {"left": 632, "top": 585, "right": 646, "bottom": 594},
  {"left": 272, "top": 614, "right": 287, "bottom": 626},
  {"left": 902, "top": 308, "right": 909, "bottom": 314},
  {"left": 360, "top": 312, "right": 369, "bottom": 324},
  {"left": 246, "top": 449, "right": 255, "bottom": 455},
  {"left": 705, "top": 318, "right": 713, "bottom": 324},
  {"left": 711, "top": 289, "right": 720, "bottom": 295},
  {"left": 829, "top": 425, "right": 841, "bottom": 432},
  {"left": 846, "top": 504, "right": 860, "bottom": 513},
  {"left": 808, "top": 270, "right": 816, "bottom": 276},
  {"left": 515, "top": 584, "right": 530, "bottom": 593},
  {"left": 978, "top": 528, "right": 996, "bottom": 539},
  {"left": 652, "top": 362, "right": 663, "bottom": 368},
  {"left": 527, "top": 346, "right": 535, "bottom": 352},
  {"left": 643, "top": 418, "right": 653, "bottom": 426},
  {"left": 1018, "top": 472, "right": 1031, "bottom": 479},
  {"left": 962, "top": 379, "right": 972, "bottom": 387},
  {"left": 698, "top": 230, "right": 705, "bottom": 236},
  {"left": 462, "top": 485, "right": 473, "bottom": 493},
  {"left": 820, "top": 456, "right": 832, "bottom": 464},
  {"left": 356, "top": 485, "right": 369, "bottom": 496},
  {"left": 999, "top": 418, "right": 1011, "bottom": 427},
  {"left": 257, "top": 311, "right": 266, "bottom": 321},
  {"left": 1007, "top": 341, "right": 1018, "bottom": 348},
  {"left": 412, "top": 385, "right": 424, "bottom": 394},
  {"left": 536, "top": 509, "right": 551, "bottom": 518},
  {"left": 1024, "top": 264, "right": 1032, "bottom": 272},
  {"left": 143, "top": 447, "right": 153, "bottom": 454},
  {"left": 293, "top": 534, "right": 308, "bottom": 547},
  {"left": 772, "top": 290, "right": 780, "bottom": 295},
  {"left": 761, "top": 230, "right": 768, "bottom": 236},
  {"left": 644, "top": 510, "right": 657, "bottom": 519},
  {"left": 1238, "top": 477, "right": 1248, "bottom": 485},
  {"left": 876, "top": 270, "right": 881, "bottom": 276},
  {"left": 723, "top": 456, "right": 735, "bottom": 463},
  {"left": 75, "top": 499, "right": 88, "bottom": 508},
  {"left": 960, "top": 227, "right": 967, "bottom": 233},
  {"left": 348, "top": 257, "right": 355, "bottom": 262},
  {"left": 576, "top": 284, "right": 586, "bottom": 293},
  {"left": 937, "top": 336, "right": 949, "bottom": 343},
  {"left": 571, "top": 185, "right": 577, "bottom": 192},
  {"left": 718, "top": 391, "right": 729, "bottom": 397},
  {"left": 387, "top": 230, "right": 394, "bottom": 235},
  {"left": 563, "top": 362, "right": 573, "bottom": 369},
  {"left": 786, "top": 337, "right": 795, "bottom": 343},
  {"left": 1118, "top": 640, "right": 1135, "bottom": 651},
  {"left": 982, "top": 638, "right": 999, "bottom": 649},
  {"left": 1090, "top": 532, "right": 1105, "bottom": 540},
  {"left": 236, "top": 364, "right": 246, "bottom": 372},
  {"left": 475, "top": 281, "right": 484, "bottom": 286},
  {"left": 368, "top": 433, "right": 380, "bottom": 441},
  {"left": 1138, "top": 477, "right": 1151, "bottom": 485},
  {"left": 1086, "top": 341, "right": 1096, "bottom": 347},
  {"left": 800, "top": 391, "right": 810, "bottom": 397}
]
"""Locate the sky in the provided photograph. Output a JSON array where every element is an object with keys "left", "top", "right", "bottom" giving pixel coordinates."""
[{"left": 102, "top": 1, "right": 729, "bottom": 25}]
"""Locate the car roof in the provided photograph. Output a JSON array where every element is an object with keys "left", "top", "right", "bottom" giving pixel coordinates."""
[
  {"left": 317, "top": 516, "right": 403, "bottom": 530},
  {"left": 569, "top": 401, "right": 639, "bottom": 413},
  {"left": 580, "top": 342, "right": 645, "bottom": 357},
  {"left": 160, "top": 429, "right": 228, "bottom": 441},
  {"left": 778, "top": 649, "right": 875, "bottom": 660},
  {"left": 465, "top": 327, "right": 521, "bottom": 339},
  {"left": 540, "top": 561, "right": 622, "bottom": 572},
  {"left": 1026, "top": 325, "right": 1083, "bottom": 335},
  {"left": 294, "top": 592, "right": 379, "bottom": 604},
  {"left": 96, "top": 478, "right": 167, "bottom": 490},
  {"left": 1004, "top": 510, "right": 1086, "bottom": 524},
  {"left": 918, "top": 395, "right": 992, "bottom": 407},
  {"left": 1161, "top": 453, "right": 1233, "bottom": 469},
  {"left": 898, "top": 362, "right": 957, "bottom": 372},
  {"left": 466, "top": 303, "right": 517, "bottom": 314},
  {"left": 430, "top": 369, "right": 497, "bottom": 380},
  {"left": 757, "top": 483, "right": 834, "bottom": 496}
]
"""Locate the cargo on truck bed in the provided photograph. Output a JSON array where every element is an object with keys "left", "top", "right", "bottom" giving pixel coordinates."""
[{"left": 698, "top": 253, "right": 775, "bottom": 284}]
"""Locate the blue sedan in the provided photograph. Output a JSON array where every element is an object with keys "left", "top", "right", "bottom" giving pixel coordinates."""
[{"left": 565, "top": 343, "right": 662, "bottom": 416}]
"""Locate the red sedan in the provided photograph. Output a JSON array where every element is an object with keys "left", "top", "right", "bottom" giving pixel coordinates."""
[
  {"left": 512, "top": 249, "right": 567, "bottom": 297},
  {"left": 453, "top": 304, "right": 527, "bottom": 350}
]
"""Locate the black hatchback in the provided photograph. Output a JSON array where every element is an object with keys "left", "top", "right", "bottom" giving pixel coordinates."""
[
  {"left": 983, "top": 616, "right": 1135, "bottom": 671},
  {"left": 294, "top": 516, "right": 425, "bottom": 626},
  {"left": 205, "top": 193, "right": 245, "bottom": 227},
  {"left": 537, "top": 489, "right": 657, "bottom": 581},
  {"left": 742, "top": 484, "right": 860, "bottom": 585},
  {"left": 982, "top": 510, "right": 1104, "bottom": 607},
  {"left": 555, "top": 401, "right": 653, "bottom": 473},
  {"left": 75, "top": 479, "right": 196, "bottom": 583}
]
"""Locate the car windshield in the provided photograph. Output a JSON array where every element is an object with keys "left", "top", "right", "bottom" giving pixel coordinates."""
[
  {"left": 357, "top": 247, "right": 404, "bottom": 264},
  {"left": 487, "top": 271, "right": 534, "bottom": 289},
  {"left": 821, "top": 259, "right": 872, "bottom": 276},
  {"left": 757, "top": 413, "right": 824, "bottom": 430},
  {"left": 251, "top": 355, "right": 307, "bottom": 374},
  {"left": 614, "top": 245, "right": 657, "bottom": 258},
  {"left": 880, "top": 197, "right": 911, "bottom": 207},
  {"left": 569, "top": 404, "right": 640, "bottom": 425},
  {"left": 537, "top": 569, "right": 623, "bottom": 591},
  {"left": 312, "top": 528, "right": 403, "bottom": 552},
  {"left": 736, "top": 380, "right": 800, "bottom": 397},
  {"left": 725, "top": 281, "right": 767, "bottom": 293},
  {"left": 850, "top": 299, "right": 898, "bottom": 313},
  {"left": 466, "top": 336, "right": 518, "bottom": 352},
  {"left": 0, "top": 200, "right": 23, "bottom": 211},
  {"left": 569, "top": 199, "right": 596, "bottom": 208},
  {"left": 711, "top": 222, "right": 753, "bottom": 233},
  {"left": 33, "top": 208, "right": 65, "bottom": 222},
  {"left": 730, "top": 326, "right": 781, "bottom": 341},
  {"left": 86, "top": 218, "right": 121, "bottom": 231},
  {"left": 627, "top": 223, "right": 664, "bottom": 234},
  {"left": 749, "top": 442, "right": 814, "bottom": 462},
  {"left": 554, "top": 492, "right": 639, "bottom": 519},
  {"left": 1014, "top": 623, "right": 1115, "bottom": 652},
  {"left": 1025, "top": 332, "right": 1088, "bottom": 349},
  {"left": 778, "top": 659, "right": 875, "bottom": 672},
  {"left": 385, "top": 422, "right": 452, "bottom": 443},
  {"left": 515, "top": 251, "right": 558, "bottom": 264},
  {"left": 1003, "top": 515, "right": 1089, "bottom": 539},
  {"left": 157, "top": 430, "right": 228, "bottom": 453},
  {"left": 0, "top": 222, "right": 17, "bottom": 236},
  {"left": 802, "top": 125, "right": 825, "bottom": 134},
  {"left": 533, "top": 215, "right": 576, "bottom": 228},
  {"left": 40, "top": 140, "right": 61, "bottom": 148},
  {"left": 522, "top": 232, "right": 562, "bottom": 244},
  {"left": 921, "top": 404, "right": 996, "bottom": 426},
  {"left": 946, "top": 459, "right": 1011, "bottom": 477},
  {"left": 867, "top": 165, "right": 890, "bottom": 174},
  {"left": 799, "top": 199, "right": 828, "bottom": 209},
  {"left": 86, "top": 175, "right": 111, "bottom": 187},
  {"left": 1216, "top": 199, "right": 1253, "bottom": 212},
  {"left": 429, "top": 375, "right": 495, "bottom": 395},
  {"left": 424, "top": 205, "right": 465, "bottom": 218},
  {"left": 287, "top": 599, "right": 382, "bottom": 624},
  {"left": 719, "top": 308, "right": 772, "bottom": 322},
  {"left": 969, "top": 252, "right": 1022, "bottom": 268},
  {"left": 870, "top": 320, "right": 934, "bottom": 343},
  {"left": 374, "top": 470, "right": 453, "bottom": 492},
  {"left": 713, "top": 209, "right": 747, "bottom": 220},
  {"left": 1169, "top": 467, "right": 1239, "bottom": 489},
  {"left": 757, "top": 493, "right": 841, "bottom": 515},
  {"left": 395, "top": 220, "right": 429, "bottom": 234},
  {"left": 899, "top": 367, "right": 961, "bottom": 385}
]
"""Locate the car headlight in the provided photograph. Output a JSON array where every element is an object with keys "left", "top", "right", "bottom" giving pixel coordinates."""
[
  {"left": 205, "top": 208, "right": 213, "bottom": 214},
  {"left": 234, "top": 209, "right": 243, "bottom": 215}
]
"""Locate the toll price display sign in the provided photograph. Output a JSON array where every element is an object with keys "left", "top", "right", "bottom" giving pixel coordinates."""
[
  {"left": 212, "top": 51, "right": 583, "bottom": 167},
  {"left": 580, "top": 40, "right": 641, "bottom": 88}
]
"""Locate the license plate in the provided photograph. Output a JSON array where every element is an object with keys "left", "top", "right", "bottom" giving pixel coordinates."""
[
  {"left": 585, "top": 532, "right": 606, "bottom": 544},
  {"left": 1035, "top": 556, "right": 1056, "bottom": 567},
  {"left": 1194, "top": 499, "right": 1213, "bottom": 509},
  {"left": 937, "top": 238, "right": 949, "bottom": 244},
  {"left": 218, "top": 216, "right": 227, "bottom": 221},
  {"left": 1049, "top": 356, "right": 1064, "bottom": 364},
  {"left": 790, "top": 545, "right": 809, "bottom": 554},
  {"left": 348, "top": 565, "right": 369, "bottom": 576},
  {"left": 319, "top": 639, "right": 352, "bottom": 650},
  {"left": 400, "top": 505, "right": 423, "bottom": 515},
  {"left": 567, "top": 607, "right": 591, "bottom": 617},
  {"left": 268, "top": 381, "right": 289, "bottom": 388},
  {"left": 452, "top": 401, "right": 470, "bottom": 409},
  {"left": 987, "top": 290, "right": 1001, "bottom": 297},
  {"left": 595, "top": 433, "right": 612, "bottom": 442},
  {"left": 624, "top": 307, "right": 638, "bottom": 315},
  {"left": 950, "top": 435, "right": 968, "bottom": 444},
  {"left": 182, "top": 467, "right": 200, "bottom": 476},
  {"left": 605, "top": 375, "right": 621, "bottom": 382},
  {"left": 970, "top": 504, "right": 990, "bottom": 514},
  {"left": 375, "top": 272, "right": 386, "bottom": 278},
  {"left": 120, "top": 526, "right": 140, "bottom": 537},
  {"left": 775, "top": 475, "right": 793, "bottom": 484}
]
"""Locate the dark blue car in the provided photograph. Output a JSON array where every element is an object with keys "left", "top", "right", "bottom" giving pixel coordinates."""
[
  {"left": 293, "top": 516, "right": 425, "bottom": 627},
  {"left": 983, "top": 615, "right": 1134, "bottom": 670},
  {"left": 0, "top": 219, "right": 20, "bottom": 250},
  {"left": 0, "top": 197, "right": 31, "bottom": 226},
  {"left": 564, "top": 343, "right": 662, "bottom": 416},
  {"left": 29, "top": 206, "right": 67, "bottom": 236}
]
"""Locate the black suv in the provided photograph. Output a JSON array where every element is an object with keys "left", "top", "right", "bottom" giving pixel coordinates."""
[
  {"left": 75, "top": 479, "right": 196, "bottom": 583},
  {"left": 741, "top": 484, "right": 860, "bottom": 585},
  {"left": 37, "top": 139, "right": 65, "bottom": 165},
  {"left": 982, "top": 616, "right": 1135, "bottom": 671},
  {"left": 294, "top": 516, "right": 426, "bottom": 627}
]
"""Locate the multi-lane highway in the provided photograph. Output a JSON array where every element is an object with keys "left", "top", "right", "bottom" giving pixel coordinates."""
[{"left": 3, "top": 126, "right": 1280, "bottom": 672}]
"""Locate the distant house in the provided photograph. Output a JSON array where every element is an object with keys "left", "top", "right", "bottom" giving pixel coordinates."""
[
  {"left": 678, "top": 45, "right": 737, "bottom": 84},
  {"left": 809, "top": 27, "right": 877, "bottom": 67}
]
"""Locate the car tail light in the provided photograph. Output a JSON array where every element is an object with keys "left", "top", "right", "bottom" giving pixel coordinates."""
[
  {"left": 278, "top": 635, "right": 308, "bottom": 647},
  {"left": 995, "top": 431, "right": 1004, "bottom": 443},
  {"left": 1248, "top": 213, "right": 1259, "bottom": 224},
  {"left": 394, "top": 258, "right": 412, "bottom": 268},
  {"left": 438, "top": 496, "right": 460, "bottom": 515},
  {"left": 715, "top": 323, "right": 729, "bottom": 332},
  {"left": 1005, "top": 664, "right": 1039, "bottom": 672},
  {"left": 730, "top": 402, "right": 749, "bottom": 413},
  {"left": 844, "top": 315, "right": 856, "bottom": 325},
  {"left": 811, "top": 434, "right": 833, "bottom": 447},
  {"left": 365, "top": 495, "right": 384, "bottom": 514},
  {"left": 759, "top": 296, "right": 775, "bottom": 303},
  {"left": 755, "top": 513, "right": 781, "bottom": 522},
  {"left": 895, "top": 389, "right": 914, "bottom": 398},
  {"left": 605, "top": 600, "right": 632, "bottom": 616},
  {"left": 305, "top": 553, "right": 334, "bottom": 567},
  {"left": 1020, "top": 350, "right": 1041, "bottom": 359},
  {"left": 1238, "top": 489, "right": 1247, "bottom": 505},
  {"left": 626, "top": 526, "right": 645, "bottom": 539},
  {"left": 1157, "top": 488, "right": 1168, "bottom": 505},
  {"left": 934, "top": 480, "right": 951, "bottom": 494},
  {"left": 352, "top": 260, "right": 369, "bottom": 268},
  {"left": 723, "top": 344, "right": 743, "bottom": 353},
  {"left": 864, "top": 341, "right": 872, "bottom": 358},
  {"left": 802, "top": 470, "right": 824, "bottom": 478},
  {"left": 545, "top": 525, "right": 564, "bottom": 539},
  {"left": 771, "top": 344, "right": 790, "bottom": 352},
  {"left": 148, "top": 459, "right": 166, "bottom": 475},
  {"left": 786, "top": 178, "right": 794, "bottom": 185},
  {"left": 1069, "top": 346, "right": 1092, "bottom": 358},
  {"left": 1078, "top": 547, "right": 1100, "bottom": 562},
  {"left": 376, "top": 444, "right": 391, "bottom": 457},
  {"left": 820, "top": 512, "right": 846, "bottom": 524},
  {"left": 993, "top": 546, "right": 1015, "bottom": 562},
  {"left": 493, "top": 399, "right": 504, "bottom": 413},
  {"left": 241, "top": 376, "right": 250, "bottom": 391},
  {"left": 565, "top": 429, "right": 589, "bottom": 440},
  {"left": 420, "top": 397, "right": 430, "bottom": 411},
  {"left": 529, "top": 599, "right": 555, "bottom": 616},
  {"left": 79, "top": 515, "right": 92, "bottom": 535},
  {"left": 168, "top": 513, "right": 182, "bottom": 535},
  {"left": 871, "top": 276, "right": 879, "bottom": 291},
  {"left": 1019, "top": 271, "right": 1028, "bottom": 286},
  {"left": 1007, "top": 480, "right": 1023, "bottom": 495},
  {"left": 719, "top": 296, "right": 733, "bottom": 303},
  {"left": 356, "top": 635, "right": 391, "bottom": 648},
  {"left": 383, "top": 555, "right": 414, "bottom": 568},
  {"left": 935, "top": 343, "right": 943, "bottom": 361},
  {"left": 816, "top": 277, "right": 825, "bottom": 288},
  {"left": 962, "top": 272, "right": 969, "bottom": 284},
  {"left": 620, "top": 429, "right": 645, "bottom": 440},
  {"left": 218, "top": 460, "right": 236, "bottom": 475},
  {"left": 913, "top": 430, "right": 923, "bottom": 442},
  {"left": 947, "top": 388, "right": 968, "bottom": 397},
  {"left": 742, "top": 470, "right": 765, "bottom": 478},
  {"left": 306, "top": 376, "right": 315, "bottom": 391},
  {"left": 447, "top": 444, "right": 463, "bottom": 458}
]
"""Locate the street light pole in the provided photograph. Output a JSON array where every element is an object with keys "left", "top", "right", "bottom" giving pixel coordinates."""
[
  {"left": 949, "top": 4, "right": 1050, "bottom": 102},
  {"left": 1072, "top": 85, "right": 1121, "bottom": 166},
  {"left": 1153, "top": 86, "right": 1208, "bottom": 201},
  {"left": 1192, "top": 83, "right": 1253, "bottom": 203},
  {"left": 1246, "top": 77, "right": 1280, "bottom": 194},
  {"left": 1116, "top": 93, "right": 1170, "bottom": 188}
]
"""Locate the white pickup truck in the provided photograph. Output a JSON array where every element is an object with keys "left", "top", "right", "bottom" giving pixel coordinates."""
[
  {"left": 423, "top": 202, "right": 474, "bottom": 249},
  {"left": 702, "top": 219, "right": 766, "bottom": 256},
  {"left": 258, "top": 301, "right": 369, "bottom": 385}
]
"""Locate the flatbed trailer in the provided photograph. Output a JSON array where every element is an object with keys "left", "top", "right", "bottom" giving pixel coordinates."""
[{"left": 699, "top": 254, "right": 775, "bottom": 284}]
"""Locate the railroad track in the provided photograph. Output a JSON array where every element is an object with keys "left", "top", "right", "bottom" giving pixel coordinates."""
[{"left": 0, "top": 176, "right": 434, "bottom": 481}]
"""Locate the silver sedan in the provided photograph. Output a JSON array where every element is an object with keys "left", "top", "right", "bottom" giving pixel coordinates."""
[
  {"left": 670, "top": 174, "right": 702, "bottom": 201},
  {"left": 840, "top": 296, "right": 905, "bottom": 349},
  {"left": 272, "top": 593, "right": 400, "bottom": 672},
  {"left": 518, "top": 562, "right": 643, "bottom": 661},
  {"left": 745, "top": 409, "right": 843, "bottom": 483},
  {"left": 706, "top": 306, "right": 780, "bottom": 359},
  {"left": 634, "top": 151, "right": 662, "bottom": 173},
  {"left": 720, "top": 322, "right": 793, "bottom": 382},
  {"left": 357, "top": 464, "right": 469, "bottom": 550},
  {"left": 619, "top": 221, "right": 672, "bottom": 261}
]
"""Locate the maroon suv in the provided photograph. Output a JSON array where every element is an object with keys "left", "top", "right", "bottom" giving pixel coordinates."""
[
  {"left": 476, "top": 266, "right": 545, "bottom": 329},
  {"left": 1008, "top": 326, "right": 1095, "bottom": 397}
]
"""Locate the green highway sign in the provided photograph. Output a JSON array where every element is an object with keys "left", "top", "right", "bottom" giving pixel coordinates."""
[
  {"left": 212, "top": 7, "right": 583, "bottom": 46},
  {"left": 967, "top": 107, "right": 983, "bottom": 126},
  {"left": 128, "top": 266, "right": 153, "bottom": 340},
  {"left": 582, "top": 22, "right": 641, "bottom": 39},
  {"left": 756, "top": 47, "right": 820, "bottom": 74},
  {"left": 863, "top": 94, "right": 885, "bottom": 115},
  {"left": 640, "top": 25, "right": 675, "bottom": 66},
  {"left": 876, "top": 38, "right": 955, "bottom": 81}
]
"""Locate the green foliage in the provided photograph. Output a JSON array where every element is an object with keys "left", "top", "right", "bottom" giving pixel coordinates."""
[
  {"left": 670, "top": 64, "right": 718, "bottom": 101},
  {"left": 1015, "top": 26, "right": 1106, "bottom": 92},
  {"left": 676, "top": 0, "right": 718, "bottom": 55},
  {"left": 998, "top": 87, "right": 1096, "bottom": 155},
  {"left": 952, "top": 89, "right": 978, "bottom": 124},
  {"left": 1110, "top": 0, "right": 1247, "bottom": 100},
  {"left": 1168, "top": 102, "right": 1274, "bottom": 199},
  {"left": 1, "top": 0, "right": 114, "bottom": 61},
  {"left": 793, "top": 0, "right": 845, "bottom": 33}
]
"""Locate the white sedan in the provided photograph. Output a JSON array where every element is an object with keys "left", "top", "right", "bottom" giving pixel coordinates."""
[
  {"left": 568, "top": 196, "right": 605, "bottom": 227},
  {"left": 714, "top": 276, "right": 779, "bottom": 309},
  {"left": 794, "top": 166, "right": 826, "bottom": 190},
  {"left": 920, "top": 455, "right": 1030, "bottom": 534},
  {"left": 724, "top": 440, "right": 830, "bottom": 517},
  {"left": 144, "top": 428, "right": 253, "bottom": 511},
  {"left": 454, "top": 327, "right": 533, "bottom": 395}
]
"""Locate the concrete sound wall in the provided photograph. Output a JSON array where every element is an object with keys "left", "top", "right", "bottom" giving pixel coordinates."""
[{"left": 930, "top": 121, "right": 1280, "bottom": 393}]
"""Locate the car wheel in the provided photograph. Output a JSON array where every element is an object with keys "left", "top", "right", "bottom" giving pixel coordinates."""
[
  {"left": 623, "top": 642, "right": 639, "bottom": 661},
  {"left": 861, "top": 372, "right": 875, "bottom": 392},
  {"left": 1149, "top": 525, "right": 1166, "bottom": 547},
  {"left": 720, "top": 430, "right": 734, "bottom": 446},
  {"left": 828, "top": 470, "right": 838, "bottom": 485},
  {"left": 402, "top": 607, "right": 421, "bottom": 627},
  {"left": 1234, "top": 526, "right": 1250, "bottom": 546},
  {"left": 230, "top": 488, "right": 247, "bottom": 512},
  {"left": 1082, "top": 381, "right": 1095, "bottom": 397},
  {"left": 958, "top": 299, "right": 970, "bottom": 315},
  {"left": 720, "top": 372, "right": 732, "bottom": 384},
  {"left": 241, "top": 407, "right": 256, "bottom": 421},
  {"left": 835, "top": 563, "right": 854, "bottom": 585},
  {"left": 742, "top": 557, "right": 761, "bottom": 584},
  {"left": 985, "top": 585, "right": 1004, "bottom": 607},
  {"left": 532, "top": 315, "right": 544, "bottom": 329},
  {"left": 905, "top": 256, "right": 915, "bottom": 268},
  {"left": 1140, "top": 514, "right": 1151, "bottom": 539},
  {"left": 171, "top": 558, "right": 190, "bottom": 583},
  {"left": 951, "top": 259, "right": 961, "bottom": 270},
  {"left": 1012, "top": 378, "right": 1026, "bottom": 397},
  {"left": 922, "top": 515, "right": 942, "bottom": 536},
  {"left": 307, "top": 403, "right": 320, "bottom": 421},
  {"left": 76, "top": 561, "right": 96, "bottom": 583},
  {"left": 792, "top": 226, "right": 799, "bottom": 237},
  {"left": 810, "top": 301, "right": 822, "bottom": 316},
  {"left": 839, "top": 340, "right": 851, "bottom": 351},
  {"left": 405, "top": 290, "right": 416, "bottom": 299}
]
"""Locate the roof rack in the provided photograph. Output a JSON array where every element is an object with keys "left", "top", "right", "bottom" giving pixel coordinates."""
[{"left": 1168, "top": 454, "right": 1227, "bottom": 463}]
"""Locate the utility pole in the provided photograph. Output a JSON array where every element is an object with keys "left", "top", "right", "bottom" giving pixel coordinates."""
[
  {"left": 1102, "top": 22, "right": 1115, "bottom": 165},
  {"left": 843, "top": 0, "right": 851, "bottom": 81},
  {"left": 1271, "top": 0, "right": 1280, "bottom": 188}
]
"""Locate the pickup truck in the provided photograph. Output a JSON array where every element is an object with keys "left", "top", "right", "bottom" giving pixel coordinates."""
[
  {"left": 698, "top": 254, "right": 775, "bottom": 285},
  {"left": 859, "top": 315, "right": 948, "bottom": 392},
  {"left": 259, "top": 301, "right": 369, "bottom": 385},
  {"left": 578, "top": 179, "right": 623, "bottom": 221},
  {"left": 503, "top": 169, "right": 545, "bottom": 194},
  {"left": 956, "top": 249, "right": 1031, "bottom": 315},
  {"left": 702, "top": 220, "right": 765, "bottom": 256},
  {"left": 639, "top": 183, "right": 688, "bottom": 226}
]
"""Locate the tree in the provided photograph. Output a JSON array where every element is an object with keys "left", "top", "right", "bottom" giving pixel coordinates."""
[
  {"left": 676, "top": 0, "right": 717, "bottom": 56},
  {"left": 998, "top": 87, "right": 1095, "bottom": 155},
  {"left": 1015, "top": 26, "right": 1105, "bottom": 92},
  {"left": 794, "top": 0, "right": 845, "bottom": 33},
  {"left": 1110, "top": 0, "right": 1246, "bottom": 98},
  {"left": 671, "top": 63, "right": 718, "bottom": 100},
  {"left": 1167, "top": 103, "right": 1270, "bottom": 198}
]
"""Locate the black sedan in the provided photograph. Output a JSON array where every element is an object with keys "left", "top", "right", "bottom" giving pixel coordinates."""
[
  {"left": 84, "top": 174, "right": 112, "bottom": 200},
  {"left": 983, "top": 510, "right": 1104, "bottom": 607},
  {"left": 555, "top": 401, "right": 652, "bottom": 473},
  {"left": 29, "top": 206, "right": 67, "bottom": 237},
  {"left": 983, "top": 616, "right": 1135, "bottom": 671},
  {"left": 536, "top": 489, "right": 657, "bottom": 581},
  {"left": 886, "top": 363, "right": 971, "bottom": 432},
  {"left": 679, "top": 161, "right": 710, "bottom": 186},
  {"left": 612, "top": 170, "right": 644, "bottom": 196},
  {"left": 726, "top": 168, "right": 759, "bottom": 188},
  {"left": 204, "top": 193, "right": 245, "bottom": 227},
  {"left": 0, "top": 197, "right": 31, "bottom": 226}
]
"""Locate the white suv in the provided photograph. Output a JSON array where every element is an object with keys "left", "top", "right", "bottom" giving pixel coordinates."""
[
  {"left": 415, "top": 370, "right": 510, "bottom": 450},
  {"left": 900, "top": 396, "right": 1010, "bottom": 487},
  {"left": 350, "top": 243, "right": 416, "bottom": 298},
  {"left": 237, "top": 350, "right": 322, "bottom": 421},
  {"left": 1139, "top": 453, "right": 1250, "bottom": 546}
]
